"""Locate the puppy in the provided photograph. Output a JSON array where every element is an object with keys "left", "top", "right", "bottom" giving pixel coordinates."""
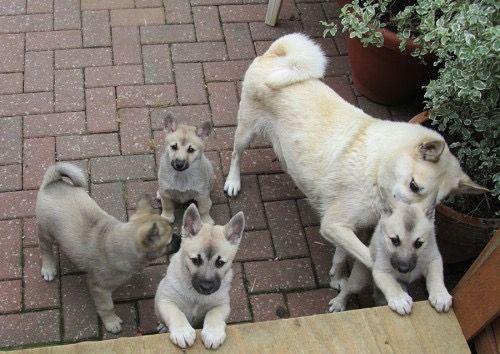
[
  {"left": 224, "top": 33, "right": 487, "bottom": 288},
  {"left": 155, "top": 204, "right": 245, "bottom": 349},
  {"left": 158, "top": 114, "right": 215, "bottom": 224},
  {"left": 36, "top": 163, "right": 181, "bottom": 333},
  {"left": 329, "top": 190, "right": 452, "bottom": 315}
]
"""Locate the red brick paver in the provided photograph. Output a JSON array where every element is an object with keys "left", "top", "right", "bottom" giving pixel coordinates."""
[{"left": 0, "top": 0, "right": 421, "bottom": 349}]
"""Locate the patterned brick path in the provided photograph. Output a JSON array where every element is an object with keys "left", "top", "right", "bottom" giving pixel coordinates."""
[{"left": 0, "top": 0, "right": 420, "bottom": 349}]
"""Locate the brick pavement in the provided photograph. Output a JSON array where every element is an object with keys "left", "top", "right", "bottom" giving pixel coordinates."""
[{"left": 0, "top": 0, "right": 420, "bottom": 349}]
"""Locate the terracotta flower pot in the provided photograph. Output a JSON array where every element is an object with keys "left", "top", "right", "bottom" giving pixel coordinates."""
[
  {"left": 409, "top": 112, "right": 499, "bottom": 264},
  {"left": 347, "top": 28, "right": 436, "bottom": 105}
]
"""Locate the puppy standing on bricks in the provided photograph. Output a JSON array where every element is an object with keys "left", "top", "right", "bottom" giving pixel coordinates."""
[
  {"left": 36, "top": 163, "right": 181, "bottom": 333},
  {"left": 158, "top": 114, "right": 215, "bottom": 224},
  {"left": 329, "top": 190, "right": 452, "bottom": 315},
  {"left": 224, "top": 33, "right": 487, "bottom": 291},
  {"left": 155, "top": 204, "right": 245, "bottom": 349}
]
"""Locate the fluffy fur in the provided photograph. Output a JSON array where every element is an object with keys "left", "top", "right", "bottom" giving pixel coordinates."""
[
  {"left": 37, "top": 163, "right": 181, "bottom": 333},
  {"left": 224, "top": 33, "right": 487, "bottom": 289},
  {"left": 155, "top": 204, "right": 245, "bottom": 349},
  {"left": 158, "top": 115, "right": 215, "bottom": 224},
  {"left": 329, "top": 191, "right": 452, "bottom": 315}
]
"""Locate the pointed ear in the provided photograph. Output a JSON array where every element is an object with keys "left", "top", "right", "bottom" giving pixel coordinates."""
[
  {"left": 196, "top": 121, "right": 213, "bottom": 139},
  {"left": 456, "top": 173, "right": 489, "bottom": 194},
  {"left": 163, "top": 114, "right": 177, "bottom": 133},
  {"left": 418, "top": 139, "right": 445, "bottom": 162},
  {"left": 225, "top": 211, "right": 245, "bottom": 245},
  {"left": 378, "top": 186, "right": 394, "bottom": 216},
  {"left": 143, "top": 222, "right": 160, "bottom": 247},
  {"left": 182, "top": 203, "right": 202, "bottom": 237},
  {"left": 136, "top": 195, "right": 154, "bottom": 214},
  {"left": 423, "top": 191, "right": 438, "bottom": 220}
]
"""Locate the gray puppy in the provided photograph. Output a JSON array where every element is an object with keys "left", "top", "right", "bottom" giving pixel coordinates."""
[
  {"left": 155, "top": 203, "right": 245, "bottom": 349},
  {"left": 329, "top": 190, "right": 452, "bottom": 315},
  {"left": 157, "top": 115, "right": 214, "bottom": 224},
  {"left": 36, "top": 163, "right": 181, "bottom": 333}
]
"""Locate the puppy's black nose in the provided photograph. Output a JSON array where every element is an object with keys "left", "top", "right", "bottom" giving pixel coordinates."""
[
  {"left": 171, "top": 159, "right": 188, "bottom": 171},
  {"left": 398, "top": 264, "right": 411, "bottom": 273},
  {"left": 200, "top": 280, "right": 214, "bottom": 291}
]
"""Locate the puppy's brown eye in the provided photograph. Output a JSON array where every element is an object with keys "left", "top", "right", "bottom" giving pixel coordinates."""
[
  {"left": 409, "top": 179, "right": 420, "bottom": 193},
  {"left": 171, "top": 143, "right": 178, "bottom": 151},
  {"left": 215, "top": 256, "right": 225, "bottom": 268},
  {"left": 390, "top": 236, "right": 401, "bottom": 247},
  {"left": 187, "top": 146, "right": 195, "bottom": 153},
  {"left": 191, "top": 255, "right": 202, "bottom": 266},
  {"left": 414, "top": 239, "right": 424, "bottom": 249}
]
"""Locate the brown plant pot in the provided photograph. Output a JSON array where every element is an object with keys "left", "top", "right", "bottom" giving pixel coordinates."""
[
  {"left": 347, "top": 29, "right": 436, "bottom": 105},
  {"left": 409, "top": 112, "right": 499, "bottom": 264}
]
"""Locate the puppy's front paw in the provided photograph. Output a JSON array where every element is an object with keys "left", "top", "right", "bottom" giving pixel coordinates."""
[
  {"left": 41, "top": 265, "right": 57, "bottom": 281},
  {"left": 169, "top": 324, "right": 196, "bottom": 349},
  {"left": 224, "top": 176, "right": 241, "bottom": 197},
  {"left": 329, "top": 275, "right": 347, "bottom": 291},
  {"left": 429, "top": 291, "right": 452, "bottom": 312},
  {"left": 387, "top": 292, "right": 413, "bottom": 315},
  {"left": 328, "top": 296, "right": 346, "bottom": 312},
  {"left": 161, "top": 211, "right": 175, "bottom": 224},
  {"left": 202, "top": 325, "right": 226, "bottom": 349},
  {"left": 103, "top": 314, "right": 123, "bottom": 334}
]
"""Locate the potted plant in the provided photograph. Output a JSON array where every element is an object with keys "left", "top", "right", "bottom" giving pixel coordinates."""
[
  {"left": 322, "top": 0, "right": 439, "bottom": 104},
  {"left": 326, "top": 0, "right": 499, "bottom": 262}
]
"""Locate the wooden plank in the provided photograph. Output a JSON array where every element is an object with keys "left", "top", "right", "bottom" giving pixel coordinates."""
[
  {"left": 474, "top": 319, "right": 498, "bottom": 354},
  {"left": 265, "top": 0, "right": 282, "bottom": 26},
  {"left": 13, "top": 302, "right": 469, "bottom": 354},
  {"left": 452, "top": 231, "right": 500, "bottom": 340}
]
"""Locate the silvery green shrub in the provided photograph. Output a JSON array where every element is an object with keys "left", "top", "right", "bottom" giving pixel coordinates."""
[{"left": 323, "top": 0, "right": 499, "bottom": 217}]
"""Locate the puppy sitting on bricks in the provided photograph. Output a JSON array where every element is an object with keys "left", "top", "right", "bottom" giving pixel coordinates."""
[
  {"left": 36, "top": 163, "right": 181, "bottom": 333},
  {"left": 329, "top": 189, "right": 452, "bottom": 316},
  {"left": 155, "top": 203, "right": 245, "bottom": 349},
  {"left": 157, "top": 114, "right": 215, "bottom": 225}
]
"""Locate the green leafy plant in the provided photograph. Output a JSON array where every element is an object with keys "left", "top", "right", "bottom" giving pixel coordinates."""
[{"left": 323, "top": 0, "right": 500, "bottom": 217}]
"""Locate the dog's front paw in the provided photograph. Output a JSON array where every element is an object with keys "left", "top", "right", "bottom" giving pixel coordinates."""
[
  {"left": 161, "top": 211, "right": 175, "bottom": 224},
  {"left": 429, "top": 291, "right": 452, "bottom": 312},
  {"left": 202, "top": 325, "right": 226, "bottom": 349},
  {"left": 41, "top": 265, "right": 57, "bottom": 281},
  {"left": 224, "top": 176, "right": 241, "bottom": 197},
  {"left": 201, "top": 214, "right": 214, "bottom": 225},
  {"left": 169, "top": 324, "right": 196, "bottom": 349},
  {"left": 329, "top": 275, "right": 347, "bottom": 291},
  {"left": 387, "top": 292, "right": 413, "bottom": 315},
  {"left": 103, "top": 314, "right": 123, "bottom": 334},
  {"left": 328, "top": 296, "right": 346, "bottom": 312}
]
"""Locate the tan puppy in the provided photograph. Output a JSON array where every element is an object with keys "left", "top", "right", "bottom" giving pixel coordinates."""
[
  {"left": 36, "top": 163, "right": 181, "bottom": 333},
  {"left": 158, "top": 114, "right": 214, "bottom": 224},
  {"left": 224, "top": 33, "right": 487, "bottom": 288},
  {"left": 329, "top": 190, "right": 452, "bottom": 315},
  {"left": 155, "top": 204, "right": 245, "bottom": 349}
]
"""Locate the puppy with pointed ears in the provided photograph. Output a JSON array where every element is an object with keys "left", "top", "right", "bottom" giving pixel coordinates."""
[
  {"left": 158, "top": 114, "right": 215, "bottom": 224},
  {"left": 155, "top": 204, "right": 245, "bottom": 349},
  {"left": 329, "top": 190, "right": 452, "bottom": 315},
  {"left": 36, "top": 163, "right": 181, "bottom": 333}
]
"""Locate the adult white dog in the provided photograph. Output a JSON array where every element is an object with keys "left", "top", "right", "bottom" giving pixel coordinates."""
[{"left": 224, "top": 33, "right": 486, "bottom": 286}]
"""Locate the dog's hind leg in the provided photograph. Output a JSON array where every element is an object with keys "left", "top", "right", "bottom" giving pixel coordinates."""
[
  {"left": 38, "top": 226, "right": 57, "bottom": 281},
  {"left": 329, "top": 247, "right": 348, "bottom": 291},
  {"left": 329, "top": 260, "right": 370, "bottom": 312},
  {"left": 224, "top": 108, "right": 257, "bottom": 197}
]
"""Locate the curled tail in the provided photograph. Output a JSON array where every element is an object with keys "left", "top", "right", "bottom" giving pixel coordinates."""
[
  {"left": 41, "top": 163, "right": 87, "bottom": 190},
  {"left": 263, "top": 33, "right": 327, "bottom": 89}
]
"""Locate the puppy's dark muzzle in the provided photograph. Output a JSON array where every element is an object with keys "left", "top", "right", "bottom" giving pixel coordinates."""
[
  {"left": 391, "top": 255, "right": 417, "bottom": 274},
  {"left": 166, "top": 233, "right": 182, "bottom": 255},
  {"left": 192, "top": 276, "right": 221, "bottom": 295},
  {"left": 171, "top": 159, "right": 189, "bottom": 171}
]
